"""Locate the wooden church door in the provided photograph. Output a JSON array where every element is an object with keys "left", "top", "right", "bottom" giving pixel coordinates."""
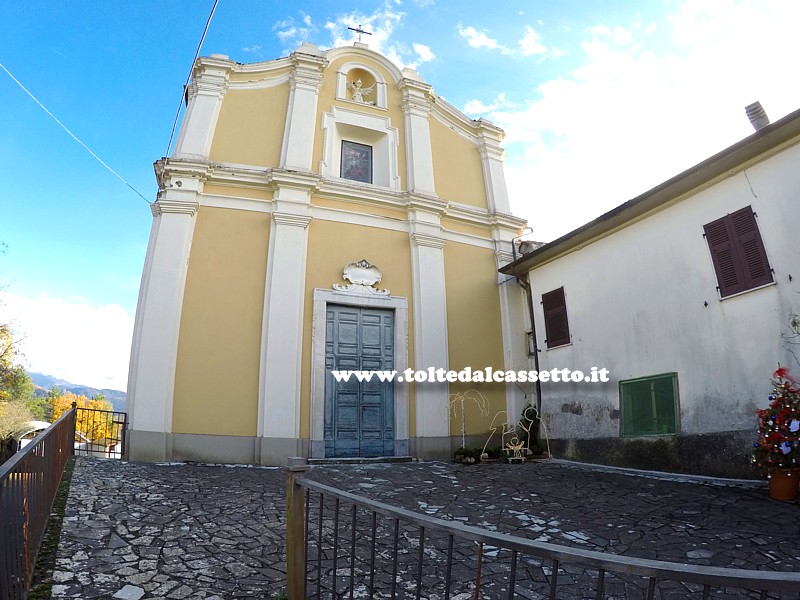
[{"left": 324, "top": 305, "right": 395, "bottom": 457}]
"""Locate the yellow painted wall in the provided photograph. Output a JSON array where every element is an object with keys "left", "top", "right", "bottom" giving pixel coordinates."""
[
  {"left": 301, "top": 220, "right": 416, "bottom": 438},
  {"left": 430, "top": 118, "right": 487, "bottom": 208},
  {"left": 444, "top": 242, "right": 506, "bottom": 435},
  {"left": 313, "top": 57, "right": 408, "bottom": 190},
  {"left": 208, "top": 85, "right": 289, "bottom": 167},
  {"left": 173, "top": 207, "right": 269, "bottom": 436}
]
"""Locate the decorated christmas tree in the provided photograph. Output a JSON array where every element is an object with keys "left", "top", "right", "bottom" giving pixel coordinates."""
[{"left": 752, "top": 367, "right": 800, "bottom": 475}]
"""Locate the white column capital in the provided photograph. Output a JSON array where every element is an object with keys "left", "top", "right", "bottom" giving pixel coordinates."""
[
  {"left": 173, "top": 58, "right": 234, "bottom": 160},
  {"left": 151, "top": 200, "right": 199, "bottom": 217},
  {"left": 473, "top": 117, "right": 513, "bottom": 214},
  {"left": 272, "top": 212, "right": 312, "bottom": 228},
  {"left": 410, "top": 233, "right": 446, "bottom": 249},
  {"left": 281, "top": 54, "right": 327, "bottom": 172},
  {"left": 478, "top": 136, "right": 506, "bottom": 163},
  {"left": 399, "top": 79, "right": 433, "bottom": 117},
  {"left": 289, "top": 50, "right": 327, "bottom": 93},
  {"left": 186, "top": 56, "right": 235, "bottom": 103}
]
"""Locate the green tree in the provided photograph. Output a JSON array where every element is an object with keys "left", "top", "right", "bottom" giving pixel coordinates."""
[{"left": 0, "top": 365, "right": 34, "bottom": 402}]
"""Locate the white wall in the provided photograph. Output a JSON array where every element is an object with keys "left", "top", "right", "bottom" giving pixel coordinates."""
[{"left": 528, "top": 140, "right": 800, "bottom": 440}]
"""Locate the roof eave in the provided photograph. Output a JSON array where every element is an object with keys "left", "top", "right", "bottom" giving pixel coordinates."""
[{"left": 500, "top": 106, "right": 800, "bottom": 276}]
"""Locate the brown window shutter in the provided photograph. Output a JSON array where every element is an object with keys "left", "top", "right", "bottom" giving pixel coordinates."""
[
  {"left": 704, "top": 206, "right": 772, "bottom": 297},
  {"left": 704, "top": 217, "right": 743, "bottom": 296},
  {"left": 730, "top": 206, "right": 773, "bottom": 288},
  {"left": 542, "top": 287, "right": 570, "bottom": 348}
]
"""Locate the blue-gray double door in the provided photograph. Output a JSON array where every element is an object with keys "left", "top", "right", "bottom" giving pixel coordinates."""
[{"left": 324, "top": 305, "right": 395, "bottom": 458}]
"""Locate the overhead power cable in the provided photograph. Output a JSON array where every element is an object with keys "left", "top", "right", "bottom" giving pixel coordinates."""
[
  {"left": 0, "top": 60, "right": 151, "bottom": 204},
  {"left": 164, "top": 0, "right": 220, "bottom": 158}
]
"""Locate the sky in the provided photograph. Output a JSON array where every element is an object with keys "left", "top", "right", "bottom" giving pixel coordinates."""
[{"left": 1, "top": 0, "right": 799, "bottom": 391}]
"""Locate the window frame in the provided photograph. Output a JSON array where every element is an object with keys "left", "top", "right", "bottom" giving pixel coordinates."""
[
  {"left": 619, "top": 372, "right": 679, "bottom": 438},
  {"left": 541, "top": 287, "right": 571, "bottom": 349},
  {"left": 340, "top": 140, "right": 373, "bottom": 184},
  {"left": 703, "top": 206, "right": 773, "bottom": 298}
]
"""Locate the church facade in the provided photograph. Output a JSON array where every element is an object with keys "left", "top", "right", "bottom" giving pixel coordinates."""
[{"left": 126, "top": 42, "right": 529, "bottom": 465}]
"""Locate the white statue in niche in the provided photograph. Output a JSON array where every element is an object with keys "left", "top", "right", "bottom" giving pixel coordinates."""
[{"left": 347, "top": 79, "right": 375, "bottom": 105}]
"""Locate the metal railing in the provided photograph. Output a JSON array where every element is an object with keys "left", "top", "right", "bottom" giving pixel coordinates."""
[
  {"left": 0, "top": 406, "right": 76, "bottom": 600},
  {"left": 73, "top": 407, "right": 126, "bottom": 459},
  {"left": 285, "top": 459, "right": 800, "bottom": 600}
]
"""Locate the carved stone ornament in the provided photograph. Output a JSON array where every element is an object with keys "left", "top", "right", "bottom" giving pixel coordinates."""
[{"left": 333, "top": 259, "right": 390, "bottom": 295}]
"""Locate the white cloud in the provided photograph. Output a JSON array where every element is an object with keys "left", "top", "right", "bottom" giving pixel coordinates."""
[
  {"left": 273, "top": 14, "right": 318, "bottom": 48},
  {"left": 463, "top": 93, "right": 512, "bottom": 116},
  {"left": 1, "top": 292, "right": 134, "bottom": 391},
  {"left": 241, "top": 45, "right": 262, "bottom": 54},
  {"left": 457, "top": 23, "right": 513, "bottom": 54},
  {"left": 413, "top": 43, "right": 435, "bottom": 63},
  {"left": 486, "top": 0, "right": 800, "bottom": 242},
  {"left": 323, "top": 4, "right": 411, "bottom": 67},
  {"left": 519, "top": 26, "right": 547, "bottom": 56},
  {"left": 322, "top": 5, "right": 440, "bottom": 70},
  {"left": 588, "top": 25, "right": 635, "bottom": 45}
]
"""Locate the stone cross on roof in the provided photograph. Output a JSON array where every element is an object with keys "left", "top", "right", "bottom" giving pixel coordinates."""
[{"left": 347, "top": 24, "right": 372, "bottom": 43}]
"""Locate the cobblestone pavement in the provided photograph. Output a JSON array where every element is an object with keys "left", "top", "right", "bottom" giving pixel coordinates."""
[{"left": 51, "top": 458, "right": 799, "bottom": 599}]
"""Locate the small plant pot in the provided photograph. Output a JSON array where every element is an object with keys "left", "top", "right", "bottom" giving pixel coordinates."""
[{"left": 768, "top": 469, "right": 800, "bottom": 500}]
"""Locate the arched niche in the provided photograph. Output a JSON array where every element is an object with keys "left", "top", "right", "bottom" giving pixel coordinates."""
[{"left": 336, "top": 62, "right": 387, "bottom": 109}]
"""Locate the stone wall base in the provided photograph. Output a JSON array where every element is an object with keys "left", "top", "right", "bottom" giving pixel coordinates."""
[{"left": 547, "top": 430, "right": 757, "bottom": 479}]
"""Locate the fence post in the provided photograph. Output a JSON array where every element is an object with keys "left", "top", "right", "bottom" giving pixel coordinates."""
[
  {"left": 70, "top": 402, "right": 77, "bottom": 456},
  {"left": 286, "top": 457, "right": 309, "bottom": 600}
]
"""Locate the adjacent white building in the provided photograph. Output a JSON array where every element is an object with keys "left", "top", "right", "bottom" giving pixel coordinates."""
[{"left": 502, "top": 106, "right": 800, "bottom": 477}]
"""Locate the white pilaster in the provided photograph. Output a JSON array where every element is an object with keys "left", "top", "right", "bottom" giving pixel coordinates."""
[
  {"left": 280, "top": 45, "right": 327, "bottom": 172},
  {"left": 258, "top": 175, "right": 315, "bottom": 453},
  {"left": 127, "top": 187, "right": 201, "bottom": 438},
  {"left": 408, "top": 208, "right": 449, "bottom": 439},
  {"left": 400, "top": 76, "right": 436, "bottom": 196},
  {"left": 173, "top": 55, "right": 234, "bottom": 160},
  {"left": 477, "top": 119, "right": 512, "bottom": 214}
]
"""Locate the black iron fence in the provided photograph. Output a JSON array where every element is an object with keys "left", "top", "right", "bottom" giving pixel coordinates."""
[
  {"left": 285, "top": 459, "right": 800, "bottom": 600},
  {"left": 73, "top": 407, "right": 126, "bottom": 459},
  {"left": 0, "top": 406, "right": 76, "bottom": 600}
]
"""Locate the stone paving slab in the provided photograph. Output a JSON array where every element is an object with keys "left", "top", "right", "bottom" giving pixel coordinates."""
[{"left": 50, "top": 458, "right": 799, "bottom": 599}]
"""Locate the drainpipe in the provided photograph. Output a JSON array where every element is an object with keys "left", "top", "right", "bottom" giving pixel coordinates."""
[
  {"left": 509, "top": 232, "right": 543, "bottom": 425},
  {"left": 515, "top": 275, "right": 543, "bottom": 420}
]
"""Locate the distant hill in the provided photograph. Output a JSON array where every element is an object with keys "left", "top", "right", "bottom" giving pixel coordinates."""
[{"left": 27, "top": 372, "right": 127, "bottom": 413}]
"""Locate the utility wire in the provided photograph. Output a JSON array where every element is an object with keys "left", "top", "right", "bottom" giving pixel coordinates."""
[
  {"left": 164, "top": 0, "right": 220, "bottom": 158},
  {"left": 0, "top": 60, "right": 151, "bottom": 204}
]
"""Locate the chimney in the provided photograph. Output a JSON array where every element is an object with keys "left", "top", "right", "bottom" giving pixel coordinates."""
[{"left": 745, "top": 101, "right": 770, "bottom": 131}]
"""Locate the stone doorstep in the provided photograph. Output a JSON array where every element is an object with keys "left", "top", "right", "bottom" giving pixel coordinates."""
[{"left": 308, "top": 455, "right": 415, "bottom": 465}]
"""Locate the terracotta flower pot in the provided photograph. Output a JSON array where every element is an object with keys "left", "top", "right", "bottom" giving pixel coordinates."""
[{"left": 768, "top": 469, "right": 800, "bottom": 500}]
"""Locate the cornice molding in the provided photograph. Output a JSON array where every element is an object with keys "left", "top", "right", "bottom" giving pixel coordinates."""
[
  {"left": 489, "top": 212, "right": 529, "bottom": 231},
  {"left": 270, "top": 169, "right": 321, "bottom": 192},
  {"left": 228, "top": 73, "right": 291, "bottom": 91},
  {"left": 407, "top": 193, "right": 448, "bottom": 215},
  {"left": 316, "top": 178, "right": 406, "bottom": 207},
  {"left": 207, "top": 164, "right": 273, "bottom": 187},
  {"left": 154, "top": 158, "right": 213, "bottom": 190}
]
